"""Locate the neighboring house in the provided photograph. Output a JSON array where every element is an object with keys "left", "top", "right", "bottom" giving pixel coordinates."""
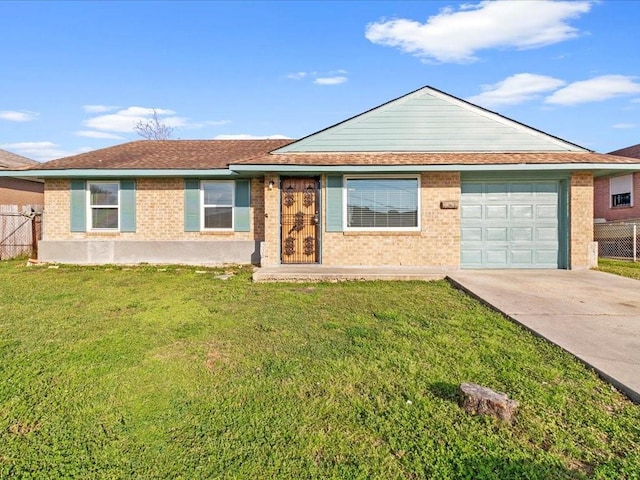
[
  {"left": 594, "top": 144, "right": 640, "bottom": 222},
  {"left": 0, "top": 149, "right": 44, "bottom": 208},
  {"left": 2, "top": 86, "right": 640, "bottom": 269}
]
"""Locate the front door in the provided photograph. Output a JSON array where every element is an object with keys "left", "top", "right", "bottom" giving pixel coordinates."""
[{"left": 280, "top": 177, "right": 320, "bottom": 264}]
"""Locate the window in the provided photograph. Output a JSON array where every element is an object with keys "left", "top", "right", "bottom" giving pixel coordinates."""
[
  {"left": 87, "top": 181, "right": 119, "bottom": 230},
  {"left": 610, "top": 174, "right": 633, "bottom": 208},
  {"left": 344, "top": 176, "right": 419, "bottom": 230},
  {"left": 201, "top": 180, "right": 234, "bottom": 230}
]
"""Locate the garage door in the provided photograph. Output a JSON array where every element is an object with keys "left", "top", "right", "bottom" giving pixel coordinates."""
[{"left": 461, "top": 181, "right": 559, "bottom": 269}]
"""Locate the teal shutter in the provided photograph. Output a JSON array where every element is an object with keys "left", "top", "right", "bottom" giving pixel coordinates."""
[
  {"left": 184, "top": 179, "right": 200, "bottom": 232},
  {"left": 120, "top": 180, "right": 136, "bottom": 232},
  {"left": 234, "top": 179, "right": 251, "bottom": 232},
  {"left": 326, "top": 175, "right": 343, "bottom": 232},
  {"left": 70, "top": 180, "right": 86, "bottom": 232}
]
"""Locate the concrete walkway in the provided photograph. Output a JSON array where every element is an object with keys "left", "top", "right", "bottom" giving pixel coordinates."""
[
  {"left": 447, "top": 269, "right": 640, "bottom": 403},
  {"left": 253, "top": 265, "right": 448, "bottom": 282}
]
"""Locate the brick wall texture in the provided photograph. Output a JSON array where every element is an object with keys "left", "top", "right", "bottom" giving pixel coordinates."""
[
  {"left": 0, "top": 178, "right": 44, "bottom": 208},
  {"left": 570, "top": 172, "right": 594, "bottom": 268},
  {"left": 321, "top": 172, "right": 460, "bottom": 266},
  {"left": 594, "top": 173, "right": 640, "bottom": 221},
  {"left": 46, "top": 172, "right": 596, "bottom": 269},
  {"left": 44, "top": 178, "right": 264, "bottom": 241}
]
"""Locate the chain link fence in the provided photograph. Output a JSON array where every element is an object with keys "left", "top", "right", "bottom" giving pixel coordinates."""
[
  {"left": 594, "top": 221, "right": 640, "bottom": 261},
  {"left": 0, "top": 205, "right": 43, "bottom": 260}
]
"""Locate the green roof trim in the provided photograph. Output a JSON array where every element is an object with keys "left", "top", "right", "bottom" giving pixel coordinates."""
[{"left": 229, "top": 163, "right": 640, "bottom": 174}]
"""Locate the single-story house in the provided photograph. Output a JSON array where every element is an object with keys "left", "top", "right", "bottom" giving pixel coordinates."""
[
  {"left": 0, "top": 149, "right": 44, "bottom": 208},
  {"left": 3, "top": 86, "right": 640, "bottom": 269},
  {"left": 594, "top": 144, "right": 640, "bottom": 222}
]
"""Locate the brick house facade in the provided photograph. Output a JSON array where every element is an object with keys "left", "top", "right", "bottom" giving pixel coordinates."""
[
  {"left": 594, "top": 144, "right": 640, "bottom": 222},
  {"left": 2, "top": 86, "right": 639, "bottom": 269}
]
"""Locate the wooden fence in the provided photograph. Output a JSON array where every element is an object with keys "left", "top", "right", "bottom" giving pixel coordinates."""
[{"left": 0, "top": 205, "right": 43, "bottom": 260}]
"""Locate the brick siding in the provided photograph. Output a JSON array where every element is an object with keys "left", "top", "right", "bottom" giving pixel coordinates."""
[
  {"left": 0, "top": 178, "right": 44, "bottom": 208},
  {"left": 43, "top": 178, "right": 265, "bottom": 241},
  {"left": 594, "top": 173, "right": 640, "bottom": 221},
  {"left": 261, "top": 172, "right": 460, "bottom": 267},
  {"left": 570, "top": 171, "right": 594, "bottom": 268},
  {"left": 45, "top": 172, "right": 596, "bottom": 269}
]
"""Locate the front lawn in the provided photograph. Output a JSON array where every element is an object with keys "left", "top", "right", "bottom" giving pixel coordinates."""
[
  {"left": 598, "top": 258, "right": 640, "bottom": 280},
  {"left": 1, "top": 260, "right": 639, "bottom": 479}
]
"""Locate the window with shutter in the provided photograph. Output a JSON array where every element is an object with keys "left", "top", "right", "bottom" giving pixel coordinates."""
[{"left": 344, "top": 176, "right": 420, "bottom": 231}]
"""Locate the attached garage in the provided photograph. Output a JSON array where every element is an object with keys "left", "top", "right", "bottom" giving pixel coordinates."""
[{"left": 460, "top": 176, "right": 568, "bottom": 269}]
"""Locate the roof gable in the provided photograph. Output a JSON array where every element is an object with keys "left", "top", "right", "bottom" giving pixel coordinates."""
[
  {"left": 610, "top": 143, "right": 640, "bottom": 159},
  {"left": 275, "top": 86, "right": 589, "bottom": 154},
  {"left": 0, "top": 149, "right": 38, "bottom": 169}
]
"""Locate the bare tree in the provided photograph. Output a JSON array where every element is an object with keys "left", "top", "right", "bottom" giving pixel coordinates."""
[{"left": 134, "top": 109, "right": 175, "bottom": 140}]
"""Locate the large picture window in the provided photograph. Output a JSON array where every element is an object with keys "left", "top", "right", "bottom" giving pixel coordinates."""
[
  {"left": 201, "top": 181, "right": 234, "bottom": 230},
  {"left": 345, "top": 177, "right": 419, "bottom": 230},
  {"left": 87, "top": 181, "right": 119, "bottom": 230}
]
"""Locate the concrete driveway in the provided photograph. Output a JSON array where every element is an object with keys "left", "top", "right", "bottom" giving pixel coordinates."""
[{"left": 447, "top": 269, "right": 640, "bottom": 403}]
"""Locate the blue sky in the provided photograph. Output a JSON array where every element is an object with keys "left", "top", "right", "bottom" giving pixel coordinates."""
[{"left": 1, "top": 0, "right": 639, "bottom": 161}]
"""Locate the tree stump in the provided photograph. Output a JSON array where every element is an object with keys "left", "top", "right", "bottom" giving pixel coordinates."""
[{"left": 458, "top": 383, "right": 518, "bottom": 424}]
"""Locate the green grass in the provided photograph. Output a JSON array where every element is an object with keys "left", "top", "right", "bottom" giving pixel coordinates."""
[
  {"left": 1, "top": 260, "right": 639, "bottom": 479},
  {"left": 597, "top": 258, "right": 640, "bottom": 280}
]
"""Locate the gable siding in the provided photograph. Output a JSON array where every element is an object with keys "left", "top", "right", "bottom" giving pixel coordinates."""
[{"left": 278, "top": 88, "right": 585, "bottom": 153}]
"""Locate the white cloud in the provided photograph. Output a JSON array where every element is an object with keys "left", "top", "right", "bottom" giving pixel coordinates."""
[
  {"left": 82, "top": 105, "right": 119, "bottom": 113},
  {"left": 314, "top": 76, "right": 348, "bottom": 85},
  {"left": 466, "top": 73, "right": 566, "bottom": 107},
  {"left": 287, "top": 70, "right": 348, "bottom": 85},
  {"left": 0, "top": 110, "right": 40, "bottom": 122},
  {"left": 545, "top": 75, "right": 640, "bottom": 105},
  {"left": 0, "top": 141, "right": 76, "bottom": 161},
  {"left": 213, "top": 134, "right": 291, "bottom": 140},
  {"left": 75, "top": 130, "right": 124, "bottom": 139},
  {"left": 204, "top": 120, "right": 231, "bottom": 126},
  {"left": 612, "top": 123, "right": 637, "bottom": 129},
  {"left": 82, "top": 106, "right": 224, "bottom": 134},
  {"left": 84, "top": 106, "right": 180, "bottom": 133},
  {"left": 182, "top": 119, "right": 231, "bottom": 129},
  {"left": 287, "top": 72, "right": 308, "bottom": 80},
  {"left": 365, "top": 0, "right": 593, "bottom": 63}
]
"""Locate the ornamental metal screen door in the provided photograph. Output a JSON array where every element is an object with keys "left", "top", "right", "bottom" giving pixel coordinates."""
[{"left": 280, "top": 177, "right": 320, "bottom": 264}]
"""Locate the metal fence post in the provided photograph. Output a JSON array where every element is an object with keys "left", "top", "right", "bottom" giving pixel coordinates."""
[{"left": 634, "top": 224, "right": 637, "bottom": 262}]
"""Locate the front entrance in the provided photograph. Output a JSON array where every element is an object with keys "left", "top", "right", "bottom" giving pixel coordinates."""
[{"left": 280, "top": 177, "right": 320, "bottom": 264}]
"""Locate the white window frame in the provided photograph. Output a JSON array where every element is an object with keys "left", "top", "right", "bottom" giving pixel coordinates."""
[
  {"left": 610, "top": 174, "right": 633, "bottom": 208},
  {"left": 343, "top": 175, "right": 421, "bottom": 232},
  {"left": 86, "top": 181, "right": 120, "bottom": 231},
  {"left": 200, "top": 180, "right": 234, "bottom": 231}
]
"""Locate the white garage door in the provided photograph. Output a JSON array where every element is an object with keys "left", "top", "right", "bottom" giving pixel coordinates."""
[{"left": 461, "top": 181, "right": 560, "bottom": 269}]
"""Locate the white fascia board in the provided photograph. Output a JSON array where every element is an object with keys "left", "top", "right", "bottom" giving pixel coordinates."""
[
  {"left": 230, "top": 163, "right": 640, "bottom": 173},
  {"left": 0, "top": 169, "right": 236, "bottom": 178}
]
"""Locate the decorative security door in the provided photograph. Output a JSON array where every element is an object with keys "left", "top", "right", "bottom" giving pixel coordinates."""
[{"left": 281, "top": 177, "right": 320, "bottom": 264}]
